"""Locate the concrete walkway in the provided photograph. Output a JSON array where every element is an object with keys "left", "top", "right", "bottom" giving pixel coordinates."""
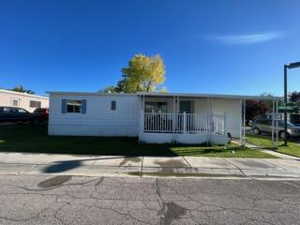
[{"left": 0, "top": 152, "right": 300, "bottom": 178}]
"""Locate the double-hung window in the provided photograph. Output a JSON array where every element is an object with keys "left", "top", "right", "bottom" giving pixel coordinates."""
[
  {"left": 67, "top": 100, "right": 82, "bottom": 113},
  {"left": 62, "top": 99, "right": 87, "bottom": 114},
  {"left": 30, "top": 100, "right": 41, "bottom": 108}
]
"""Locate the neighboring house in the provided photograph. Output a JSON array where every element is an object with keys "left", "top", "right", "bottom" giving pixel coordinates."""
[
  {"left": 48, "top": 91, "right": 279, "bottom": 144},
  {"left": 0, "top": 89, "right": 49, "bottom": 112}
]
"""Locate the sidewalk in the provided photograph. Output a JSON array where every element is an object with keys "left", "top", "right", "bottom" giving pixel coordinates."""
[{"left": 0, "top": 152, "right": 299, "bottom": 178}]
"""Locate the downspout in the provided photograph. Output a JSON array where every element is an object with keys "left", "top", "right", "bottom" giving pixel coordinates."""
[
  {"left": 206, "top": 96, "right": 212, "bottom": 145},
  {"left": 139, "top": 95, "right": 145, "bottom": 142},
  {"left": 276, "top": 100, "right": 279, "bottom": 146}
]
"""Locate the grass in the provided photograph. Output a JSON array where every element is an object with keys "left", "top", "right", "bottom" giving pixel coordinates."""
[
  {"left": 127, "top": 171, "right": 245, "bottom": 177},
  {"left": 246, "top": 134, "right": 300, "bottom": 157},
  {"left": 0, "top": 125, "right": 276, "bottom": 158}
]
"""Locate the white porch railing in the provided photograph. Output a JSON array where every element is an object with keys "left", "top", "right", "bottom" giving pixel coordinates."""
[{"left": 144, "top": 112, "right": 226, "bottom": 135}]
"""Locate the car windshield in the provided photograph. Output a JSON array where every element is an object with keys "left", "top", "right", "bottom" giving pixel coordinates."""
[{"left": 278, "top": 121, "right": 297, "bottom": 127}]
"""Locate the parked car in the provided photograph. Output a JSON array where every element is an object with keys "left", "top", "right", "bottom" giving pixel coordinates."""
[
  {"left": 252, "top": 119, "right": 300, "bottom": 139},
  {"left": 33, "top": 108, "right": 49, "bottom": 123},
  {"left": 0, "top": 106, "right": 34, "bottom": 124}
]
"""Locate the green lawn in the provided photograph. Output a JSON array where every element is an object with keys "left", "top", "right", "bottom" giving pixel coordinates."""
[
  {"left": 246, "top": 134, "right": 300, "bottom": 157},
  {"left": 0, "top": 125, "right": 275, "bottom": 158}
]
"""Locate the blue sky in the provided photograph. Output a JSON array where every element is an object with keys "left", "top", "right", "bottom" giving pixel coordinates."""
[{"left": 0, "top": 0, "right": 300, "bottom": 96}]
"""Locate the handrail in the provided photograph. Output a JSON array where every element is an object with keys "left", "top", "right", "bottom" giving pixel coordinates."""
[{"left": 144, "top": 112, "right": 225, "bottom": 134}]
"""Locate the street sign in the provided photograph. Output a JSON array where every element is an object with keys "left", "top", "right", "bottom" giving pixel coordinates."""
[{"left": 278, "top": 106, "right": 299, "bottom": 113}]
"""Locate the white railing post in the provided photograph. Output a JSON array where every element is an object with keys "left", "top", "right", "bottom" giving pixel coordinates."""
[
  {"left": 223, "top": 112, "right": 226, "bottom": 135},
  {"left": 183, "top": 112, "right": 186, "bottom": 133}
]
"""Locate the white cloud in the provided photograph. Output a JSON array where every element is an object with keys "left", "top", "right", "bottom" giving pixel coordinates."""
[{"left": 211, "top": 32, "right": 284, "bottom": 45}]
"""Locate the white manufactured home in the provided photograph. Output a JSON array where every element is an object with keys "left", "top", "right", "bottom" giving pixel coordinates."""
[
  {"left": 0, "top": 89, "right": 49, "bottom": 112},
  {"left": 48, "top": 91, "right": 279, "bottom": 145}
]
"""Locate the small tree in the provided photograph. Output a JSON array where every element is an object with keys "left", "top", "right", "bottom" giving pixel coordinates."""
[
  {"left": 246, "top": 100, "right": 269, "bottom": 122},
  {"left": 289, "top": 91, "right": 300, "bottom": 103},
  {"left": 103, "top": 54, "right": 166, "bottom": 93},
  {"left": 11, "top": 85, "right": 35, "bottom": 94}
]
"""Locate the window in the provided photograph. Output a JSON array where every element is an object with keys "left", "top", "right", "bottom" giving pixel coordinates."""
[
  {"left": 18, "top": 109, "right": 27, "bottom": 113},
  {"left": 30, "top": 100, "right": 41, "bottom": 108},
  {"left": 66, "top": 100, "right": 82, "bottom": 113},
  {"left": 12, "top": 100, "right": 19, "bottom": 106},
  {"left": 145, "top": 102, "right": 167, "bottom": 113},
  {"left": 10, "top": 108, "right": 18, "bottom": 113},
  {"left": 111, "top": 101, "right": 116, "bottom": 111},
  {"left": 2, "top": 107, "right": 10, "bottom": 112},
  {"left": 291, "top": 114, "right": 300, "bottom": 125},
  {"left": 62, "top": 99, "right": 86, "bottom": 114}
]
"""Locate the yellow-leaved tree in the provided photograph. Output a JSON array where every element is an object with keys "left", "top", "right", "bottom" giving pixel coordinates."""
[{"left": 102, "top": 54, "right": 166, "bottom": 93}]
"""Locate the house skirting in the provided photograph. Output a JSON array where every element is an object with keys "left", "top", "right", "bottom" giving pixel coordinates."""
[{"left": 139, "top": 132, "right": 230, "bottom": 145}]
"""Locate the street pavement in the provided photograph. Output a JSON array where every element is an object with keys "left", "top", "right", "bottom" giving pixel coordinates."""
[{"left": 0, "top": 174, "right": 300, "bottom": 225}]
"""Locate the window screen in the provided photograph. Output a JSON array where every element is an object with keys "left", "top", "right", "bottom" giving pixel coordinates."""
[
  {"left": 145, "top": 102, "right": 167, "bottom": 113},
  {"left": 30, "top": 100, "right": 41, "bottom": 108},
  {"left": 66, "top": 100, "right": 82, "bottom": 113},
  {"left": 12, "top": 100, "right": 19, "bottom": 106},
  {"left": 111, "top": 101, "right": 116, "bottom": 111}
]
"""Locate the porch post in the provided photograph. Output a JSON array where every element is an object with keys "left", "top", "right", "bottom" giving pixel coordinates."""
[
  {"left": 183, "top": 112, "right": 186, "bottom": 134},
  {"left": 272, "top": 100, "right": 275, "bottom": 148},
  {"left": 239, "top": 99, "right": 243, "bottom": 146},
  {"left": 243, "top": 98, "right": 246, "bottom": 146},
  {"left": 223, "top": 112, "right": 226, "bottom": 135},
  {"left": 172, "top": 96, "right": 176, "bottom": 133},
  {"left": 276, "top": 100, "right": 279, "bottom": 145}
]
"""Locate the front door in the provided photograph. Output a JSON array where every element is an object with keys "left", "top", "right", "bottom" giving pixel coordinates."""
[{"left": 179, "top": 101, "right": 192, "bottom": 113}]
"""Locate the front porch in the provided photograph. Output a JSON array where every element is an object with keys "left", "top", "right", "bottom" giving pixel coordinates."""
[{"left": 138, "top": 94, "right": 235, "bottom": 145}]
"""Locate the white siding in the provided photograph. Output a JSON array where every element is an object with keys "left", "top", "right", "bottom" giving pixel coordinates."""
[
  {"left": 194, "top": 98, "right": 241, "bottom": 137},
  {"left": 48, "top": 94, "right": 140, "bottom": 137},
  {"left": 210, "top": 99, "right": 241, "bottom": 138},
  {"left": 0, "top": 89, "right": 49, "bottom": 112}
]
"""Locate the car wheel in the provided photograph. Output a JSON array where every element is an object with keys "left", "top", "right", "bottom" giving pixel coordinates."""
[
  {"left": 253, "top": 127, "right": 261, "bottom": 135},
  {"left": 279, "top": 131, "right": 290, "bottom": 140}
]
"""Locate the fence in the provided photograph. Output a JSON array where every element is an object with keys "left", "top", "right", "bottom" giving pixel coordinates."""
[{"left": 144, "top": 112, "right": 225, "bottom": 135}]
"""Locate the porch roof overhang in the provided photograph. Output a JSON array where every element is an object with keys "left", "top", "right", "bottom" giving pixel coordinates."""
[{"left": 137, "top": 92, "right": 281, "bottom": 101}]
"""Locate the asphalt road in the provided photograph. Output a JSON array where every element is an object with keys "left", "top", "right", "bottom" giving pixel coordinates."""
[{"left": 0, "top": 175, "right": 300, "bottom": 225}]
